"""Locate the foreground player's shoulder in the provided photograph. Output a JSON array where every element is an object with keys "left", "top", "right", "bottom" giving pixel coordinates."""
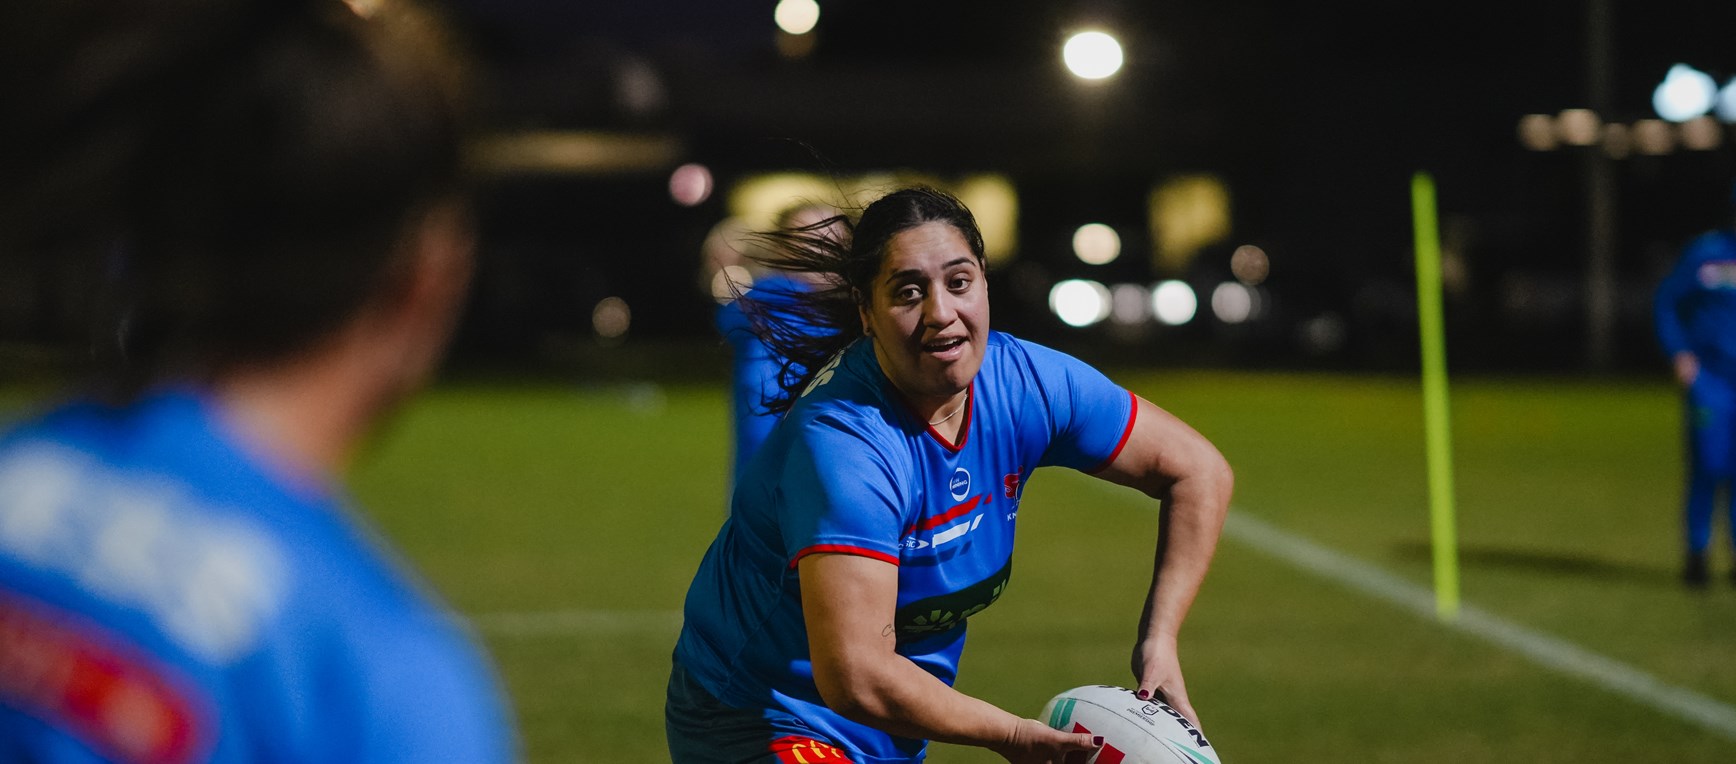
[{"left": 1685, "top": 229, "right": 1736, "bottom": 261}]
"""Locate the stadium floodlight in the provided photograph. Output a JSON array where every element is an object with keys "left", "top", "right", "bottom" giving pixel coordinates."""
[
  {"left": 1150, "top": 281, "right": 1197, "bottom": 325},
  {"left": 1653, "top": 64, "right": 1716, "bottom": 122},
  {"left": 1717, "top": 78, "right": 1736, "bottom": 123},
  {"left": 1063, "top": 31, "right": 1123, "bottom": 81},
  {"left": 774, "top": 0, "right": 820, "bottom": 36},
  {"left": 1049, "top": 279, "right": 1112, "bottom": 327},
  {"left": 1071, "top": 223, "right": 1121, "bottom": 265}
]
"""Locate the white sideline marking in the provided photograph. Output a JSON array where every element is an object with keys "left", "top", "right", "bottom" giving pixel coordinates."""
[
  {"left": 471, "top": 609, "right": 682, "bottom": 638},
  {"left": 1222, "top": 510, "right": 1736, "bottom": 741}
]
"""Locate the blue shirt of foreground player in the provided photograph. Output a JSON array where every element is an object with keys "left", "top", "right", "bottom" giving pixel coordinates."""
[
  {"left": 675, "top": 331, "right": 1136, "bottom": 761},
  {"left": 1655, "top": 229, "right": 1736, "bottom": 381},
  {"left": 0, "top": 389, "right": 514, "bottom": 763}
]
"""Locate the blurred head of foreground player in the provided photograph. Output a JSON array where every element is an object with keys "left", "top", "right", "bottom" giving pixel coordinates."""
[{"left": 0, "top": 0, "right": 518, "bottom": 760}]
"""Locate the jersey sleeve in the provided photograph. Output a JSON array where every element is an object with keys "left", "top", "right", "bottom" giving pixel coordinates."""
[
  {"left": 777, "top": 412, "right": 909, "bottom": 568},
  {"left": 355, "top": 621, "right": 517, "bottom": 764},
  {"left": 1654, "top": 235, "right": 1712, "bottom": 357},
  {"left": 1019, "top": 340, "right": 1138, "bottom": 473}
]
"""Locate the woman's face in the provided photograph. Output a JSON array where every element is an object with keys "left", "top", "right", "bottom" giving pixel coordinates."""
[{"left": 859, "top": 221, "right": 989, "bottom": 408}]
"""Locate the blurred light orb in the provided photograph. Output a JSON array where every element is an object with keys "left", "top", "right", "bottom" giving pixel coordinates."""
[
  {"left": 1049, "top": 279, "right": 1112, "bottom": 327},
  {"left": 669, "top": 163, "right": 713, "bottom": 206},
  {"left": 1109, "top": 283, "right": 1149, "bottom": 324},
  {"left": 1718, "top": 78, "right": 1736, "bottom": 123},
  {"left": 1299, "top": 313, "right": 1347, "bottom": 355},
  {"left": 774, "top": 0, "right": 820, "bottom": 35},
  {"left": 1517, "top": 114, "right": 1558, "bottom": 151},
  {"left": 1230, "top": 244, "right": 1270, "bottom": 285},
  {"left": 1654, "top": 64, "right": 1716, "bottom": 122},
  {"left": 1151, "top": 280, "right": 1197, "bottom": 325},
  {"left": 1072, "top": 223, "right": 1121, "bottom": 265},
  {"left": 1556, "top": 108, "right": 1601, "bottom": 146},
  {"left": 593, "top": 297, "right": 632, "bottom": 339},
  {"left": 711, "top": 265, "right": 753, "bottom": 304},
  {"left": 1063, "top": 31, "right": 1123, "bottom": 80},
  {"left": 1633, "top": 119, "right": 1675, "bottom": 155},
  {"left": 1601, "top": 123, "right": 1632, "bottom": 159},
  {"left": 1211, "top": 282, "right": 1253, "bottom": 324},
  {"left": 1681, "top": 115, "right": 1722, "bottom": 151}
]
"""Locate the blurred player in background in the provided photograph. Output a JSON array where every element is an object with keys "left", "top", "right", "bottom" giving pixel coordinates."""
[
  {"left": 1654, "top": 182, "right": 1736, "bottom": 588},
  {"left": 0, "top": 0, "right": 516, "bottom": 760},
  {"left": 667, "top": 187, "right": 1233, "bottom": 763},
  {"left": 716, "top": 202, "right": 845, "bottom": 487}
]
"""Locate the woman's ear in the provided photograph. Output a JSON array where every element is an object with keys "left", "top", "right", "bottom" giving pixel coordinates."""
[{"left": 853, "top": 288, "right": 872, "bottom": 337}]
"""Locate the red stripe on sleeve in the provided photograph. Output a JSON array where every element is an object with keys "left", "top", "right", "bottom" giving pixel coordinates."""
[
  {"left": 789, "top": 544, "right": 900, "bottom": 569},
  {"left": 1087, "top": 390, "right": 1140, "bottom": 474}
]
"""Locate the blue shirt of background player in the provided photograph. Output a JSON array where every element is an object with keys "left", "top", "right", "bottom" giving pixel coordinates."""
[
  {"left": 1655, "top": 229, "right": 1736, "bottom": 382},
  {"left": 716, "top": 273, "right": 829, "bottom": 487},
  {"left": 674, "top": 331, "right": 1136, "bottom": 761},
  {"left": 0, "top": 390, "right": 515, "bottom": 763}
]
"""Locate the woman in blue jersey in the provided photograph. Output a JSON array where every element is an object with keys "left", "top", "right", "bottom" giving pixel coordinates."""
[
  {"left": 669, "top": 187, "right": 1233, "bottom": 763},
  {"left": 1654, "top": 187, "right": 1736, "bottom": 587},
  {"left": 0, "top": 0, "right": 514, "bottom": 761}
]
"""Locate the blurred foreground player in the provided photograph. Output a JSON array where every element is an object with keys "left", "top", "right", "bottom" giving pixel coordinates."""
[
  {"left": 0, "top": 0, "right": 515, "bottom": 760},
  {"left": 716, "top": 202, "right": 845, "bottom": 486},
  {"left": 668, "top": 188, "right": 1233, "bottom": 763},
  {"left": 1654, "top": 183, "right": 1736, "bottom": 587}
]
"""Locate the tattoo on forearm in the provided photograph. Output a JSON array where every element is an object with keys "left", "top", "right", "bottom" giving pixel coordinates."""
[{"left": 882, "top": 623, "right": 895, "bottom": 637}]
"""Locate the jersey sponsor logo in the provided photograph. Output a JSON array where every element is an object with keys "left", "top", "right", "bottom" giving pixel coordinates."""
[
  {"left": 892, "top": 558, "right": 1011, "bottom": 636},
  {"left": 948, "top": 468, "right": 970, "bottom": 501},
  {"left": 1698, "top": 260, "right": 1736, "bottom": 289},
  {"left": 0, "top": 445, "right": 287, "bottom": 663},
  {"left": 769, "top": 735, "right": 853, "bottom": 763},
  {"left": 900, "top": 496, "right": 986, "bottom": 558},
  {"left": 0, "top": 591, "right": 210, "bottom": 764}
]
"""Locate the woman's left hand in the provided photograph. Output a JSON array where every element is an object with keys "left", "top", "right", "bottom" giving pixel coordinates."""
[{"left": 1131, "top": 632, "right": 1198, "bottom": 726}]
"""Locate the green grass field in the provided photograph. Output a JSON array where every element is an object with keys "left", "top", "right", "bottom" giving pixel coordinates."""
[{"left": 10, "top": 370, "right": 1736, "bottom": 761}]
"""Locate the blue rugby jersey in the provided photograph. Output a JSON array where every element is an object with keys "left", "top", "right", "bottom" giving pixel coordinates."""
[
  {"left": 0, "top": 389, "right": 514, "bottom": 763},
  {"left": 716, "top": 273, "right": 820, "bottom": 487},
  {"left": 1656, "top": 229, "right": 1736, "bottom": 381},
  {"left": 674, "top": 331, "right": 1136, "bottom": 761}
]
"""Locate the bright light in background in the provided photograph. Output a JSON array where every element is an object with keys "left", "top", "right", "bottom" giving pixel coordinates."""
[
  {"left": 1049, "top": 279, "right": 1111, "bottom": 327},
  {"left": 1718, "top": 78, "right": 1736, "bottom": 123},
  {"left": 1555, "top": 108, "right": 1600, "bottom": 146},
  {"left": 593, "top": 297, "right": 631, "bottom": 339},
  {"left": 1653, "top": 64, "right": 1716, "bottom": 122},
  {"left": 1149, "top": 175, "right": 1230, "bottom": 272},
  {"left": 669, "top": 163, "right": 713, "bottom": 206},
  {"left": 954, "top": 174, "right": 1020, "bottom": 266},
  {"left": 1230, "top": 244, "right": 1269, "bottom": 285},
  {"left": 1110, "top": 284, "right": 1148, "bottom": 324},
  {"left": 1211, "top": 282, "right": 1254, "bottom": 324},
  {"left": 1517, "top": 114, "right": 1557, "bottom": 151},
  {"left": 1072, "top": 223, "right": 1121, "bottom": 265},
  {"left": 774, "top": 0, "right": 820, "bottom": 35},
  {"left": 711, "top": 265, "right": 753, "bottom": 304},
  {"left": 1601, "top": 123, "right": 1631, "bottom": 159},
  {"left": 1151, "top": 281, "right": 1197, "bottom": 325},
  {"left": 1682, "top": 116, "right": 1723, "bottom": 151},
  {"left": 1062, "top": 31, "right": 1123, "bottom": 80},
  {"left": 1633, "top": 118, "right": 1674, "bottom": 155}
]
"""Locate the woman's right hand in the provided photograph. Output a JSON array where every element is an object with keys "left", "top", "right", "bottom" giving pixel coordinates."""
[
  {"left": 991, "top": 718, "right": 1102, "bottom": 763},
  {"left": 1675, "top": 351, "right": 1701, "bottom": 387}
]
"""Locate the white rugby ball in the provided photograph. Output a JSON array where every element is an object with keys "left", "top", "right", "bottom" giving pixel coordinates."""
[{"left": 1040, "top": 685, "right": 1223, "bottom": 764}]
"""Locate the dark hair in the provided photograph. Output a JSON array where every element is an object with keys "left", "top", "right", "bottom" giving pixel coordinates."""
[
  {"left": 0, "top": 0, "right": 469, "bottom": 394},
  {"left": 742, "top": 186, "right": 986, "bottom": 413}
]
